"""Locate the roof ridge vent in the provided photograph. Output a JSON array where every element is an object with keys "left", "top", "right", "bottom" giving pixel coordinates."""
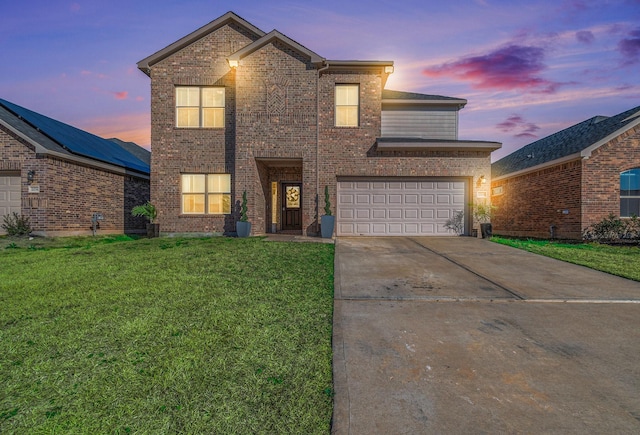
[{"left": 591, "top": 116, "right": 609, "bottom": 124}]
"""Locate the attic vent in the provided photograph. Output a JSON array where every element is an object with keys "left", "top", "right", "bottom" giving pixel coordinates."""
[{"left": 591, "top": 116, "right": 608, "bottom": 124}]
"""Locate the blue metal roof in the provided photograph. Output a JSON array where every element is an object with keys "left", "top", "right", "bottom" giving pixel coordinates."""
[{"left": 0, "top": 99, "right": 149, "bottom": 174}]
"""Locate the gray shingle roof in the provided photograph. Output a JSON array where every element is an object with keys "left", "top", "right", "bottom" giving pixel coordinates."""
[
  {"left": 492, "top": 105, "right": 640, "bottom": 178},
  {"left": 0, "top": 99, "right": 149, "bottom": 174}
]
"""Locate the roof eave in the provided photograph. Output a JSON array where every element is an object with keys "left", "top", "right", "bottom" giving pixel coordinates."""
[
  {"left": 382, "top": 98, "right": 467, "bottom": 108},
  {"left": 376, "top": 139, "right": 501, "bottom": 152},
  {"left": 137, "top": 11, "right": 265, "bottom": 75},
  {"left": 580, "top": 115, "right": 640, "bottom": 158},
  {"left": 492, "top": 153, "right": 583, "bottom": 182},
  {"left": 227, "top": 29, "right": 325, "bottom": 65}
]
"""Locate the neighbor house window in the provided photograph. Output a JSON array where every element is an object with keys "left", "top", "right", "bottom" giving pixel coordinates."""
[
  {"left": 335, "top": 84, "right": 359, "bottom": 127},
  {"left": 182, "top": 174, "right": 231, "bottom": 214},
  {"left": 176, "top": 87, "right": 225, "bottom": 128},
  {"left": 621, "top": 168, "right": 640, "bottom": 217}
]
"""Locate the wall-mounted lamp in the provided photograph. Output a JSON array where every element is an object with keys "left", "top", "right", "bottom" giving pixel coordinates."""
[
  {"left": 479, "top": 175, "right": 487, "bottom": 184},
  {"left": 228, "top": 59, "right": 239, "bottom": 68},
  {"left": 27, "top": 170, "right": 35, "bottom": 184},
  {"left": 384, "top": 66, "right": 394, "bottom": 74}
]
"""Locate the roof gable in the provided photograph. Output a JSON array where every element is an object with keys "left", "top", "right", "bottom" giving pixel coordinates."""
[
  {"left": 227, "top": 29, "right": 324, "bottom": 65},
  {"left": 493, "top": 105, "right": 640, "bottom": 178},
  {"left": 0, "top": 99, "right": 149, "bottom": 174},
  {"left": 137, "top": 11, "right": 265, "bottom": 74}
]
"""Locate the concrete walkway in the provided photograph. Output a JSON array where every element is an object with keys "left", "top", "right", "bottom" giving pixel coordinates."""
[{"left": 332, "top": 237, "right": 640, "bottom": 434}]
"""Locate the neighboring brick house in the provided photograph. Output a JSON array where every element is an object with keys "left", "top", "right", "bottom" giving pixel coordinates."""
[
  {"left": 137, "top": 11, "right": 501, "bottom": 237},
  {"left": 0, "top": 99, "right": 150, "bottom": 236},
  {"left": 491, "top": 105, "right": 640, "bottom": 240}
]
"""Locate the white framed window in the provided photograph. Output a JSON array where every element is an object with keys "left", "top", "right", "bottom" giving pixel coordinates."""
[
  {"left": 335, "top": 84, "right": 359, "bottom": 127},
  {"left": 182, "top": 174, "right": 231, "bottom": 214},
  {"left": 176, "top": 87, "right": 225, "bottom": 128},
  {"left": 621, "top": 168, "right": 640, "bottom": 217}
]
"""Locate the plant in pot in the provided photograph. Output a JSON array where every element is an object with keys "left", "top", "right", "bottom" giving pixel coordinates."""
[
  {"left": 471, "top": 201, "right": 496, "bottom": 239},
  {"left": 320, "top": 186, "right": 335, "bottom": 238},
  {"left": 131, "top": 202, "right": 159, "bottom": 238},
  {"left": 236, "top": 191, "right": 251, "bottom": 238}
]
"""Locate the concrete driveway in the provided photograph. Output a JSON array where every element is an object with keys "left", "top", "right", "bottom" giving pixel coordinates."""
[{"left": 332, "top": 237, "right": 640, "bottom": 434}]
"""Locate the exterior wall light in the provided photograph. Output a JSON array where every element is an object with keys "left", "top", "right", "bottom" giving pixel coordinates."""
[
  {"left": 480, "top": 175, "right": 487, "bottom": 184},
  {"left": 228, "top": 59, "right": 239, "bottom": 68},
  {"left": 384, "top": 66, "right": 394, "bottom": 74},
  {"left": 27, "top": 170, "right": 35, "bottom": 184}
]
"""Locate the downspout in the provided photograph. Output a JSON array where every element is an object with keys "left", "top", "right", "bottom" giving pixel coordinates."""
[{"left": 316, "top": 61, "right": 330, "bottom": 235}]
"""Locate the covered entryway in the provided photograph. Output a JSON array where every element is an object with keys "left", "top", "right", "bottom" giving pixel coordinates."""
[
  {"left": 0, "top": 174, "right": 21, "bottom": 235},
  {"left": 337, "top": 179, "right": 467, "bottom": 236}
]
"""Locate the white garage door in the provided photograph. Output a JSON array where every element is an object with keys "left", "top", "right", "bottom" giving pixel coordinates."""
[
  {"left": 337, "top": 179, "right": 466, "bottom": 236},
  {"left": 0, "top": 175, "right": 21, "bottom": 235}
]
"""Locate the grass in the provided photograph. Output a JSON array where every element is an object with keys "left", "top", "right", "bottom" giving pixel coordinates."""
[
  {"left": 0, "top": 236, "right": 335, "bottom": 434},
  {"left": 491, "top": 236, "right": 640, "bottom": 282}
]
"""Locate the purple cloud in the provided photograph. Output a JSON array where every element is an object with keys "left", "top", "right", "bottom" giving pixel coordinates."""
[
  {"left": 423, "top": 45, "right": 562, "bottom": 94},
  {"left": 576, "top": 30, "right": 595, "bottom": 44},
  {"left": 497, "top": 114, "right": 540, "bottom": 139},
  {"left": 618, "top": 28, "right": 640, "bottom": 65}
]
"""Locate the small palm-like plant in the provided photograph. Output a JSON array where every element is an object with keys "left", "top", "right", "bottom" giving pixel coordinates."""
[{"left": 131, "top": 202, "right": 157, "bottom": 223}]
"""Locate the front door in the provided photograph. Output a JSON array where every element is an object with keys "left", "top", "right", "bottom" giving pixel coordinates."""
[{"left": 282, "top": 183, "right": 302, "bottom": 231}]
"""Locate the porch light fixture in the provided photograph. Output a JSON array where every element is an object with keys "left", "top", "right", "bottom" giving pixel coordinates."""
[
  {"left": 228, "top": 59, "right": 239, "bottom": 68},
  {"left": 480, "top": 175, "right": 487, "bottom": 184},
  {"left": 27, "top": 170, "right": 35, "bottom": 184},
  {"left": 384, "top": 66, "right": 394, "bottom": 74}
]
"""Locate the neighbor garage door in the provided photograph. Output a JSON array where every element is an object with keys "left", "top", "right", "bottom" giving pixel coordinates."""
[
  {"left": 337, "top": 179, "right": 466, "bottom": 236},
  {"left": 0, "top": 175, "right": 21, "bottom": 235}
]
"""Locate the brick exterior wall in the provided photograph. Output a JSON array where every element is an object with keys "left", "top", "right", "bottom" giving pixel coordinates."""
[
  {"left": 491, "top": 124, "right": 640, "bottom": 239},
  {"left": 147, "top": 22, "right": 492, "bottom": 236},
  {"left": 0, "top": 125, "right": 149, "bottom": 236}
]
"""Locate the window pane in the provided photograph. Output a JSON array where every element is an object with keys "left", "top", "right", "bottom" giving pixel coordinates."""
[
  {"left": 621, "top": 198, "right": 640, "bottom": 217},
  {"left": 202, "top": 108, "right": 224, "bottom": 128},
  {"left": 208, "top": 193, "right": 231, "bottom": 214},
  {"left": 621, "top": 169, "right": 640, "bottom": 196},
  {"left": 183, "top": 194, "right": 205, "bottom": 214},
  {"left": 336, "top": 106, "right": 358, "bottom": 127},
  {"left": 336, "top": 85, "right": 358, "bottom": 105},
  {"left": 177, "top": 108, "right": 199, "bottom": 127},
  {"left": 182, "top": 174, "right": 205, "bottom": 193},
  {"left": 208, "top": 174, "right": 231, "bottom": 193},
  {"left": 202, "top": 88, "right": 225, "bottom": 107},
  {"left": 176, "top": 87, "right": 199, "bottom": 106}
]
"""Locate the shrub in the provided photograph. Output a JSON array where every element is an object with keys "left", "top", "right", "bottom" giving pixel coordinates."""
[
  {"left": 583, "top": 213, "right": 640, "bottom": 241},
  {"left": 1, "top": 212, "right": 32, "bottom": 236},
  {"left": 444, "top": 210, "right": 465, "bottom": 235}
]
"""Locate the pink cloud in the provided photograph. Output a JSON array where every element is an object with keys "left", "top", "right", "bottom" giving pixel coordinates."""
[
  {"left": 618, "top": 28, "right": 640, "bottom": 65},
  {"left": 496, "top": 114, "right": 540, "bottom": 139},
  {"left": 113, "top": 91, "right": 128, "bottom": 100},
  {"left": 423, "top": 45, "right": 564, "bottom": 94}
]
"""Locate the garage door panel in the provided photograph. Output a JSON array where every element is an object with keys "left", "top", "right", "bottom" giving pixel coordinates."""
[
  {"left": 372, "top": 209, "right": 386, "bottom": 219},
  {"left": 337, "top": 179, "right": 467, "bottom": 236}
]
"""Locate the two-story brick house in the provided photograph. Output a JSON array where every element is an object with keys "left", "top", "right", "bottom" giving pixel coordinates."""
[{"left": 137, "top": 11, "right": 500, "bottom": 237}]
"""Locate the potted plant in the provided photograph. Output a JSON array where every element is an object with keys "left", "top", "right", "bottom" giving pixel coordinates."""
[
  {"left": 236, "top": 191, "right": 251, "bottom": 237},
  {"left": 471, "top": 201, "right": 496, "bottom": 239},
  {"left": 131, "top": 201, "right": 159, "bottom": 238},
  {"left": 320, "top": 185, "right": 335, "bottom": 238}
]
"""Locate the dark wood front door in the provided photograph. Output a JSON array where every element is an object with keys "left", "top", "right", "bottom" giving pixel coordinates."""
[{"left": 282, "top": 183, "right": 302, "bottom": 231}]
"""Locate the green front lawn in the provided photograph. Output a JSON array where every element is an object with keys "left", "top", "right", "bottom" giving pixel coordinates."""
[
  {"left": 0, "top": 236, "right": 335, "bottom": 434},
  {"left": 491, "top": 237, "right": 640, "bottom": 282}
]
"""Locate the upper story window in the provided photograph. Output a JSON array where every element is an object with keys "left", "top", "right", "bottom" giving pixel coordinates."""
[
  {"left": 621, "top": 168, "right": 640, "bottom": 217},
  {"left": 335, "top": 84, "right": 359, "bottom": 127},
  {"left": 181, "top": 173, "right": 231, "bottom": 215},
  {"left": 176, "top": 87, "right": 225, "bottom": 128}
]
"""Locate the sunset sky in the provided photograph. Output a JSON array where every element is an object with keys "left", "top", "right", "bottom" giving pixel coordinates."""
[{"left": 1, "top": 0, "right": 639, "bottom": 160}]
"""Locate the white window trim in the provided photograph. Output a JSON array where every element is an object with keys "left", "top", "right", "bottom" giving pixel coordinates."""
[
  {"left": 175, "top": 86, "right": 225, "bottom": 128},
  {"left": 181, "top": 173, "right": 231, "bottom": 215},
  {"left": 335, "top": 84, "right": 360, "bottom": 127}
]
